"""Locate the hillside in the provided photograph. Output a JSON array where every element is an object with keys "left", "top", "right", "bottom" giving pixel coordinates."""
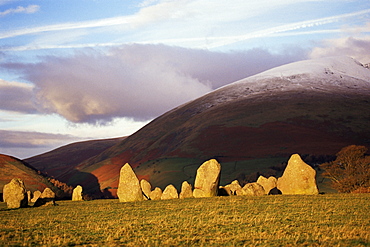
[
  {"left": 25, "top": 137, "right": 125, "bottom": 177},
  {"left": 24, "top": 137, "right": 125, "bottom": 197},
  {"left": 28, "top": 56, "right": 370, "bottom": 197},
  {"left": 0, "top": 154, "right": 59, "bottom": 197}
]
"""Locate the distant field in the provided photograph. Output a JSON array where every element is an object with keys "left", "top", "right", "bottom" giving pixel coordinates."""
[{"left": 0, "top": 194, "right": 369, "bottom": 246}]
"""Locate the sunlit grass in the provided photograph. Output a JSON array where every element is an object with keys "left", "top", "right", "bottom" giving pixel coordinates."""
[{"left": 0, "top": 194, "right": 369, "bottom": 246}]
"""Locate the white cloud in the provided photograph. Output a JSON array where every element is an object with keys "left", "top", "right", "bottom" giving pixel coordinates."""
[
  {"left": 138, "top": 0, "right": 160, "bottom": 8},
  {"left": 1, "top": 44, "right": 306, "bottom": 124},
  {"left": 0, "top": 4, "right": 39, "bottom": 17},
  {"left": 310, "top": 22, "right": 370, "bottom": 64}
]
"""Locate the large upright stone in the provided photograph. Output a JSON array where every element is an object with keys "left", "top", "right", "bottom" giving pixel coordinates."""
[
  {"left": 257, "top": 176, "right": 277, "bottom": 195},
  {"left": 3, "top": 178, "right": 28, "bottom": 209},
  {"left": 34, "top": 188, "right": 56, "bottom": 207},
  {"left": 242, "top": 182, "right": 265, "bottom": 196},
  {"left": 161, "top": 184, "right": 178, "bottom": 200},
  {"left": 149, "top": 187, "right": 162, "bottom": 200},
  {"left": 140, "top": 179, "right": 152, "bottom": 200},
  {"left": 72, "top": 185, "right": 83, "bottom": 201},
  {"left": 193, "top": 159, "right": 221, "bottom": 198},
  {"left": 117, "top": 163, "right": 143, "bottom": 202},
  {"left": 179, "top": 181, "right": 193, "bottom": 199},
  {"left": 277, "top": 154, "right": 319, "bottom": 195}
]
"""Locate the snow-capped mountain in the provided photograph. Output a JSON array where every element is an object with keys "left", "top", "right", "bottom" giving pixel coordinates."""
[
  {"left": 180, "top": 56, "right": 370, "bottom": 113},
  {"left": 27, "top": 56, "right": 370, "bottom": 196}
]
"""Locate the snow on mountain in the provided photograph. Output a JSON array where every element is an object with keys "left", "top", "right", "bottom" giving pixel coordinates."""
[
  {"left": 249, "top": 56, "right": 370, "bottom": 81},
  {"left": 188, "top": 56, "right": 370, "bottom": 111}
]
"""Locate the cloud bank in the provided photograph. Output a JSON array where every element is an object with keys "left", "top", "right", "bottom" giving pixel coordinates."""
[
  {"left": 0, "top": 130, "right": 78, "bottom": 158},
  {"left": 1, "top": 44, "right": 307, "bottom": 124},
  {"left": 0, "top": 79, "right": 37, "bottom": 113},
  {"left": 310, "top": 36, "right": 370, "bottom": 64}
]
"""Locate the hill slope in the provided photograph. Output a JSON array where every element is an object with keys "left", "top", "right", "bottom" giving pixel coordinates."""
[
  {"left": 29, "top": 56, "right": 370, "bottom": 196},
  {"left": 25, "top": 137, "right": 125, "bottom": 177},
  {"left": 25, "top": 137, "right": 125, "bottom": 197},
  {"left": 0, "top": 154, "right": 60, "bottom": 197}
]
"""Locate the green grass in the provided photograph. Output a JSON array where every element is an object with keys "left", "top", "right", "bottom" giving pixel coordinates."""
[{"left": 0, "top": 194, "right": 369, "bottom": 246}]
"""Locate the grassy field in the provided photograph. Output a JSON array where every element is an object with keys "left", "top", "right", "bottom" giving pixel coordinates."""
[{"left": 0, "top": 194, "right": 369, "bottom": 246}]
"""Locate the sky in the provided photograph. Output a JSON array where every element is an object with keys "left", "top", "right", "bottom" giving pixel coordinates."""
[{"left": 0, "top": 0, "right": 370, "bottom": 159}]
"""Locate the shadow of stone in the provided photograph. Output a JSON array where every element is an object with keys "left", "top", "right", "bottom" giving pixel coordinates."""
[
  {"left": 66, "top": 170, "right": 104, "bottom": 199},
  {"left": 218, "top": 187, "right": 230, "bottom": 196},
  {"left": 102, "top": 188, "right": 114, "bottom": 199},
  {"left": 33, "top": 198, "right": 56, "bottom": 207},
  {"left": 268, "top": 187, "right": 282, "bottom": 195}
]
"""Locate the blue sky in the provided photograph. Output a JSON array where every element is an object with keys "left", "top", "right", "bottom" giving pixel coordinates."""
[{"left": 0, "top": 0, "right": 370, "bottom": 158}]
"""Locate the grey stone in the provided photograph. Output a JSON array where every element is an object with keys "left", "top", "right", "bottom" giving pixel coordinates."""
[
  {"left": 161, "top": 184, "right": 178, "bottom": 200},
  {"left": 3, "top": 178, "right": 28, "bottom": 209},
  {"left": 117, "top": 163, "right": 143, "bottom": 202},
  {"left": 277, "top": 154, "right": 319, "bottom": 195},
  {"left": 193, "top": 159, "right": 221, "bottom": 198},
  {"left": 179, "top": 181, "right": 193, "bottom": 199}
]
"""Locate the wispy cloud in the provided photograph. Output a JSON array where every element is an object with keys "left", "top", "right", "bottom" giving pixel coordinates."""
[
  {"left": 0, "top": 16, "right": 131, "bottom": 39},
  {"left": 204, "top": 8, "right": 370, "bottom": 49},
  {"left": 0, "top": 4, "right": 39, "bottom": 17},
  {"left": 0, "top": 0, "right": 186, "bottom": 40},
  {"left": 2, "top": 5, "right": 369, "bottom": 51}
]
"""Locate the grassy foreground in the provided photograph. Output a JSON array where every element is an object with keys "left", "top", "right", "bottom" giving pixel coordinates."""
[{"left": 0, "top": 194, "right": 369, "bottom": 246}]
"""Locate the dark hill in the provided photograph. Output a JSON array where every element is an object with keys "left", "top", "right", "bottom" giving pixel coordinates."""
[
  {"left": 25, "top": 137, "right": 125, "bottom": 177},
  {"left": 25, "top": 137, "right": 124, "bottom": 197}
]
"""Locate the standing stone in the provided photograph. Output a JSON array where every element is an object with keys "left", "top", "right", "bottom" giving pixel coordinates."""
[
  {"left": 31, "top": 190, "right": 41, "bottom": 203},
  {"left": 72, "top": 185, "right": 83, "bottom": 201},
  {"left": 161, "top": 184, "right": 178, "bottom": 200},
  {"left": 149, "top": 187, "right": 162, "bottom": 200},
  {"left": 27, "top": 191, "right": 32, "bottom": 202},
  {"left": 193, "top": 159, "right": 221, "bottom": 198},
  {"left": 242, "top": 182, "right": 265, "bottom": 196},
  {"left": 223, "top": 180, "right": 243, "bottom": 196},
  {"left": 117, "top": 163, "right": 143, "bottom": 202},
  {"left": 34, "top": 188, "right": 56, "bottom": 207},
  {"left": 3, "top": 178, "right": 28, "bottom": 209},
  {"left": 257, "top": 176, "right": 277, "bottom": 195},
  {"left": 277, "top": 154, "right": 319, "bottom": 195},
  {"left": 140, "top": 179, "right": 152, "bottom": 200},
  {"left": 179, "top": 181, "right": 193, "bottom": 199}
]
